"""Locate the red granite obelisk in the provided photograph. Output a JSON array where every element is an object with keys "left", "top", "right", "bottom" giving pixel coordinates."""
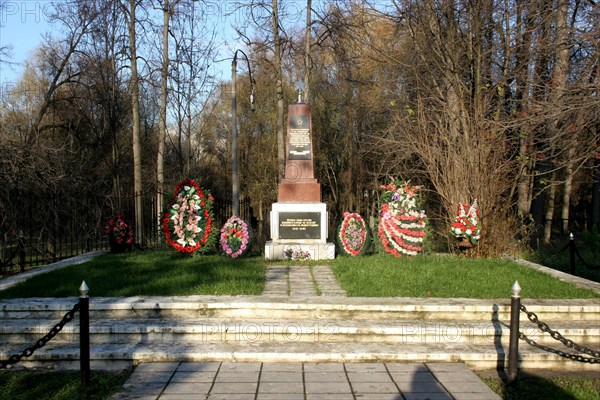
[
  {"left": 265, "top": 96, "right": 335, "bottom": 260},
  {"left": 277, "top": 102, "right": 321, "bottom": 202}
]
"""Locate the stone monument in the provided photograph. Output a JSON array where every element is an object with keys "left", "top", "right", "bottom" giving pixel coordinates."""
[{"left": 265, "top": 94, "right": 335, "bottom": 260}]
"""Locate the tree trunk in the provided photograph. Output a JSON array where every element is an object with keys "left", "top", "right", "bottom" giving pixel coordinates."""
[
  {"left": 553, "top": 0, "right": 571, "bottom": 238},
  {"left": 543, "top": 172, "right": 557, "bottom": 244},
  {"left": 304, "top": 0, "right": 311, "bottom": 103},
  {"left": 562, "top": 146, "right": 575, "bottom": 236},
  {"left": 272, "top": 0, "right": 285, "bottom": 180},
  {"left": 128, "top": 0, "right": 143, "bottom": 247},
  {"left": 157, "top": 0, "right": 171, "bottom": 241}
]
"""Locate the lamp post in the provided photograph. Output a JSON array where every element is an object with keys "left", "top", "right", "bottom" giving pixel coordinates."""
[{"left": 231, "top": 49, "right": 255, "bottom": 217}]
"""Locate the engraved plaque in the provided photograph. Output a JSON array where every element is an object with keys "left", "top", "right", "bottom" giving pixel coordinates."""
[
  {"left": 278, "top": 212, "right": 321, "bottom": 239},
  {"left": 288, "top": 114, "right": 311, "bottom": 160}
]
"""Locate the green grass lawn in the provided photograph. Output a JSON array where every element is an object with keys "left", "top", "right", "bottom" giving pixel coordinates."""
[
  {"left": 481, "top": 375, "right": 600, "bottom": 400},
  {"left": 0, "top": 251, "right": 598, "bottom": 299},
  {"left": 0, "top": 370, "right": 130, "bottom": 400},
  {"left": 0, "top": 252, "right": 266, "bottom": 299},
  {"left": 331, "top": 254, "right": 600, "bottom": 298}
]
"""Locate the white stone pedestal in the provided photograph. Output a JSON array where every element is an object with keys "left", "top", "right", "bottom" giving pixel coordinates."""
[{"left": 265, "top": 202, "right": 335, "bottom": 260}]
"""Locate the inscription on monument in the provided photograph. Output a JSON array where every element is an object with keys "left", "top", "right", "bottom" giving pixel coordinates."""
[
  {"left": 278, "top": 212, "right": 321, "bottom": 239},
  {"left": 288, "top": 114, "right": 311, "bottom": 160}
]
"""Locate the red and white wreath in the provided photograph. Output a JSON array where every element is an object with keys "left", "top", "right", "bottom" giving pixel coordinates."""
[{"left": 378, "top": 179, "right": 427, "bottom": 257}]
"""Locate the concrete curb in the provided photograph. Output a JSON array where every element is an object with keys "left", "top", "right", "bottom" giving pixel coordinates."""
[{"left": 0, "top": 251, "right": 108, "bottom": 292}]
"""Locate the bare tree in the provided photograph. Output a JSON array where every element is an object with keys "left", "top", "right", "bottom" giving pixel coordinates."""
[{"left": 122, "top": 0, "right": 144, "bottom": 246}]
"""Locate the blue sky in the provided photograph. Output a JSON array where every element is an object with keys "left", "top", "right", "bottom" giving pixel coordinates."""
[
  {"left": 1, "top": 1, "right": 55, "bottom": 86},
  {"left": 0, "top": 0, "right": 265, "bottom": 96}
]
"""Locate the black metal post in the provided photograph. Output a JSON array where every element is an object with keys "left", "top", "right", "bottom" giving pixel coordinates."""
[
  {"left": 79, "top": 281, "right": 90, "bottom": 385},
  {"left": 231, "top": 49, "right": 255, "bottom": 218},
  {"left": 507, "top": 281, "right": 521, "bottom": 384},
  {"left": 18, "top": 230, "right": 25, "bottom": 273},
  {"left": 569, "top": 233, "right": 576, "bottom": 275}
]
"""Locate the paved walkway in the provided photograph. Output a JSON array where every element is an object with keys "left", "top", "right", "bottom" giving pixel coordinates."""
[
  {"left": 112, "top": 361, "right": 500, "bottom": 400},
  {"left": 263, "top": 265, "right": 347, "bottom": 297},
  {"left": 113, "top": 265, "right": 500, "bottom": 400}
]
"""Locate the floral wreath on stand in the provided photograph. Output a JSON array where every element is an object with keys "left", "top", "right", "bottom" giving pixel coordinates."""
[
  {"left": 162, "top": 179, "right": 214, "bottom": 254},
  {"left": 337, "top": 212, "right": 368, "bottom": 256},
  {"left": 220, "top": 216, "right": 251, "bottom": 259},
  {"left": 451, "top": 200, "right": 480, "bottom": 247},
  {"left": 105, "top": 213, "right": 134, "bottom": 252},
  {"left": 377, "top": 178, "right": 427, "bottom": 257}
]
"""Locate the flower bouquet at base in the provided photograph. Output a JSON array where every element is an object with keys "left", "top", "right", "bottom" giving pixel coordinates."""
[
  {"left": 451, "top": 200, "right": 480, "bottom": 247},
  {"left": 220, "top": 216, "right": 252, "bottom": 259},
  {"left": 105, "top": 214, "right": 134, "bottom": 253},
  {"left": 377, "top": 178, "right": 427, "bottom": 257},
  {"left": 283, "top": 246, "right": 312, "bottom": 261},
  {"left": 162, "top": 179, "right": 215, "bottom": 254},
  {"left": 337, "top": 212, "right": 369, "bottom": 256}
]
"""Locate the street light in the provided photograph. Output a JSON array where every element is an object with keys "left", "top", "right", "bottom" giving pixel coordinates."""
[{"left": 231, "top": 49, "right": 255, "bottom": 218}]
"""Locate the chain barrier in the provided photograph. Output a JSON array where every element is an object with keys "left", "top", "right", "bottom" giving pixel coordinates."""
[
  {"left": 520, "top": 304, "right": 600, "bottom": 363},
  {"left": 573, "top": 245, "right": 600, "bottom": 270},
  {"left": 1, "top": 303, "right": 81, "bottom": 369}
]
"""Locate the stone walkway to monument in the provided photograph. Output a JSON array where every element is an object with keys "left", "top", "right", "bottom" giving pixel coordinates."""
[
  {"left": 112, "top": 360, "right": 501, "bottom": 400},
  {"left": 263, "top": 265, "right": 347, "bottom": 297}
]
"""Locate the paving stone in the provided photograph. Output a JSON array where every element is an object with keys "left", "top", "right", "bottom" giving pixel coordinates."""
[
  {"left": 177, "top": 362, "right": 220, "bottom": 372},
  {"left": 403, "top": 393, "right": 453, "bottom": 400},
  {"left": 305, "top": 394, "right": 354, "bottom": 400},
  {"left": 210, "top": 382, "right": 258, "bottom": 394},
  {"left": 260, "top": 371, "right": 303, "bottom": 382},
  {"left": 161, "top": 382, "right": 212, "bottom": 395},
  {"left": 261, "top": 362, "right": 303, "bottom": 372},
  {"left": 304, "top": 363, "right": 346, "bottom": 372},
  {"left": 304, "top": 372, "right": 347, "bottom": 382},
  {"left": 258, "top": 381, "right": 305, "bottom": 394},
  {"left": 215, "top": 371, "right": 260, "bottom": 382},
  {"left": 305, "top": 381, "right": 353, "bottom": 394},
  {"left": 389, "top": 371, "right": 439, "bottom": 383},
  {"left": 385, "top": 363, "right": 429, "bottom": 373},
  {"left": 395, "top": 380, "right": 448, "bottom": 393},
  {"left": 351, "top": 381, "right": 400, "bottom": 394},
  {"left": 345, "top": 363, "right": 389, "bottom": 372},
  {"left": 126, "top": 371, "right": 173, "bottom": 384},
  {"left": 133, "top": 362, "right": 179, "bottom": 372},
  {"left": 257, "top": 394, "right": 305, "bottom": 400},
  {"left": 170, "top": 371, "right": 216, "bottom": 383},
  {"left": 203, "top": 394, "right": 256, "bottom": 400},
  {"left": 452, "top": 393, "right": 502, "bottom": 400},
  {"left": 219, "top": 362, "right": 262, "bottom": 371},
  {"left": 347, "top": 372, "right": 394, "bottom": 382}
]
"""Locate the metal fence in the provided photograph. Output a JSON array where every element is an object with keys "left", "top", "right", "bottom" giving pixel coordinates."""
[{"left": 0, "top": 190, "right": 251, "bottom": 276}]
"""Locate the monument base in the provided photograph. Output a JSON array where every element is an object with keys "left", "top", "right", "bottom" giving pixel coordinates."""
[
  {"left": 266, "top": 202, "right": 335, "bottom": 260},
  {"left": 278, "top": 180, "right": 320, "bottom": 202},
  {"left": 265, "top": 241, "right": 335, "bottom": 261}
]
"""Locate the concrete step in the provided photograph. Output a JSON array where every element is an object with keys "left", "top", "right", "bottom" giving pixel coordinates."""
[
  {"left": 2, "top": 296, "right": 598, "bottom": 322},
  {"left": 2, "top": 318, "right": 599, "bottom": 347},
  {"left": 2, "top": 339, "right": 598, "bottom": 372},
  {"left": 2, "top": 296, "right": 598, "bottom": 372}
]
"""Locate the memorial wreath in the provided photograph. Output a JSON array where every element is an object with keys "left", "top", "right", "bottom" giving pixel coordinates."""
[
  {"left": 337, "top": 212, "right": 368, "bottom": 256},
  {"left": 377, "top": 178, "right": 427, "bottom": 257},
  {"left": 163, "top": 179, "right": 214, "bottom": 253},
  {"left": 220, "top": 216, "right": 251, "bottom": 259}
]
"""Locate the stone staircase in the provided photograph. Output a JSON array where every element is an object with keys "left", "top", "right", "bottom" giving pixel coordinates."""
[{"left": 1, "top": 295, "right": 598, "bottom": 372}]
